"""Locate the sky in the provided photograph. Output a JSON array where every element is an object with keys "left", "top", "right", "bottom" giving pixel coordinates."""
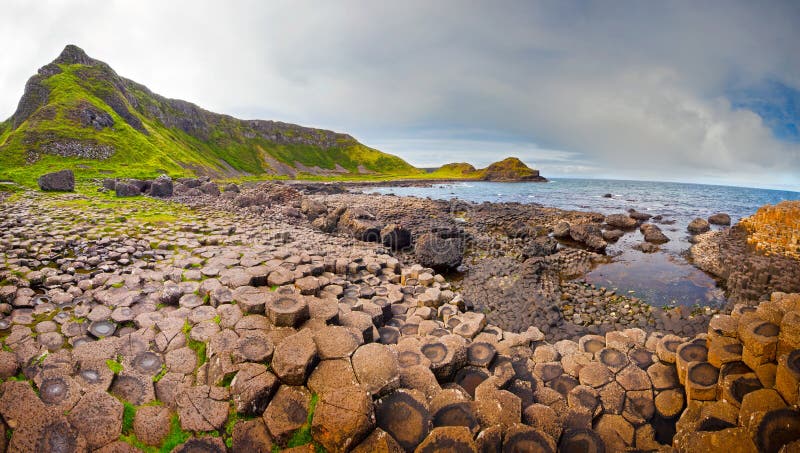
[{"left": 1, "top": 1, "right": 799, "bottom": 190}]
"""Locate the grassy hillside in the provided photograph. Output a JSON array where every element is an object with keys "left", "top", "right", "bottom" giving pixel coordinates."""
[
  {"left": 0, "top": 45, "right": 421, "bottom": 185},
  {"left": 425, "top": 158, "right": 546, "bottom": 181}
]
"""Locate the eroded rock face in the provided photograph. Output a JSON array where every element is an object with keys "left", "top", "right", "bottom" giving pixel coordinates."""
[
  {"left": 67, "top": 100, "right": 114, "bottom": 130},
  {"left": 37, "top": 170, "right": 74, "bottom": 192},
  {"left": 415, "top": 232, "right": 465, "bottom": 271}
]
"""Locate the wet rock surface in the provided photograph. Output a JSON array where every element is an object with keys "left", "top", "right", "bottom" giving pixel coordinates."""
[{"left": 0, "top": 180, "right": 797, "bottom": 451}]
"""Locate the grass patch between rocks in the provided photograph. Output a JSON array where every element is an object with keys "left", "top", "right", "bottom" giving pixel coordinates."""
[
  {"left": 183, "top": 320, "right": 207, "bottom": 366},
  {"left": 122, "top": 401, "right": 137, "bottom": 434},
  {"left": 106, "top": 357, "right": 123, "bottom": 374},
  {"left": 284, "top": 393, "right": 322, "bottom": 451},
  {"left": 119, "top": 413, "right": 191, "bottom": 453}
]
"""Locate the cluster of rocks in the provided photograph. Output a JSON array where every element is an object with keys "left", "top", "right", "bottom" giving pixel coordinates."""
[
  {"left": 1, "top": 182, "right": 799, "bottom": 452},
  {"left": 28, "top": 140, "right": 114, "bottom": 164},
  {"left": 739, "top": 201, "right": 800, "bottom": 260},
  {"left": 670, "top": 292, "right": 800, "bottom": 452},
  {"left": 691, "top": 224, "right": 800, "bottom": 308}
]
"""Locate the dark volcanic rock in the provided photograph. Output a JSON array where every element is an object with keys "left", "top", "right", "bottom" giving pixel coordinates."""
[
  {"left": 708, "top": 213, "right": 731, "bottom": 226},
  {"left": 149, "top": 175, "right": 173, "bottom": 197},
  {"left": 605, "top": 214, "right": 637, "bottom": 230},
  {"left": 200, "top": 181, "right": 220, "bottom": 196},
  {"left": 640, "top": 224, "right": 669, "bottom": 244},
  {"left": 688, "top": 218, "right": 710, "bottom": 234},
  {"left": 115, "top": 182, "right": 140, "bottom": 197},
  {"left": 381, "top": 224, "right": 412, "bottom": 251},
  {"left": 37, "top": 170, "right": 74, "bottom": 192},
  {"left": 415, "top": 232, "right": 465, "bottom": 271},
  {"left": 522, "top": 236, "right": 559, "bottom": 258},
  {"left": 569, "top": 224, "right": 607, "bottom": 253}
]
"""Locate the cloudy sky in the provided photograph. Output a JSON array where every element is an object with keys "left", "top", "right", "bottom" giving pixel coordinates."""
[{"left": 1, "top": 0, "right": 799, "bottom": 190}]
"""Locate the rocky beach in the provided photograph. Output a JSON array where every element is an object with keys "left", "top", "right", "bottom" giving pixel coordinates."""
[{"left": 1, "top": 174, "right": 799, "bottom": 452}]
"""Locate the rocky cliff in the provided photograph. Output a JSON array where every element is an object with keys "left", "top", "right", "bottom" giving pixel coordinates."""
[{"left": 0, "top": 45, "right": 420, "bottom": 182}]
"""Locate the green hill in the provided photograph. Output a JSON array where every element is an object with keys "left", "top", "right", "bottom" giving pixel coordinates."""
[
  {"left": 0, "top": 45, "right": 421, "bottom": 184},
  {"left": 427, "top": 157, "right": 546, "bottom": 181}
]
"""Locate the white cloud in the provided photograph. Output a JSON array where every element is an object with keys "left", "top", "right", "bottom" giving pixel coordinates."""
[{"left": 0, "top": 0, "right": 798, "bottom": 189}]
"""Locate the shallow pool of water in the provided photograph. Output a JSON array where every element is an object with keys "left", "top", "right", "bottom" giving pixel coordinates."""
[{"left": 580, "top": 250, "right": 725, "bottom": 307}]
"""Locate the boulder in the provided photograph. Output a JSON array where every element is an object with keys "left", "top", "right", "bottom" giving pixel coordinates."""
[
  {"left": 569, "top": 224, "right": 607, "bottom": 253},
  {"left": 605, "top": 214, "right": 637, "bottom": 230},
  {"left": 102, "top": 178, "right": 117, "bottom": 190},
  {"left": 553, "top": 222, "right": 571, "bottom": 238},
  {"left": 300, "top": 197, "right": 327, "bottom": 219},
  {"left": 602, "top": 229, "right": 624, "bottom": 242},
  {"left": 640, "top": 224, "right": 669, "bottom": 244},
  {"left": 115, "top": 182, "right": 140, "bottom": 197},
  {"left": 149, "top": 175, "right": 173, "bottom": 197},
  {"left": 688, "top": 218, "right": 710, "bottom": 234},
  {"left": 200, "top": 181, "right": 220, "bottom": 196},
  {"left": 708, "top": 213, "right": 731, "bottom": 226},
  {"left": 37, "top": 170, "right": 74, "bottom": 192},
  {"left": 628, "top": 210, "right": 652, "bottom": 221},
  {"left": 415, "top": 232, "right": 465, "bottom": 271}
]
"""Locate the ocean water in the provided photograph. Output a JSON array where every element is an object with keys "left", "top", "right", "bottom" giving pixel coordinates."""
[{"left": 367, "top": 179, "right": 800, "bottom": 307}]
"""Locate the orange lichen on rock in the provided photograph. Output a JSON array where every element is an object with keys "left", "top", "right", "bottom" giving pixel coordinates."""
[{"left": 740, "top": 201, "right": 800, "bottom": 259}]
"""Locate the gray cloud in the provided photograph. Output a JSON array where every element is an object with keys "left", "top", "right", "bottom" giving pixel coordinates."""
[{"left": 1, "top": 0, "right": 798, "bottom": 189}]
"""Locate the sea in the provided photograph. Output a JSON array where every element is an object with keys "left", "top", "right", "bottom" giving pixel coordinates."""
[{"left": 366, "top": 179, "right": 800, "bottom": 307}]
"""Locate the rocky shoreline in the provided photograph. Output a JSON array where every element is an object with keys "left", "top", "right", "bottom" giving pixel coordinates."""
[{"left": 0, "top": 177, "right": 799, "bottom": 452}]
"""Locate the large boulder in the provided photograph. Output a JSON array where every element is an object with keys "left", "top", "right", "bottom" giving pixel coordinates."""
[
  {"left": 37, "top": 170, "right": 74, "bottom": 192},
  {"left": 415, "top": 231, "right": 465, "bottom": 271},
  {"left": 708, "top": 213, "right": 731, "bottom": 226},
  {"left": 200, "top": 181, "right": 220, "bottom": 196},
  {"left": 149, "top": 175, "right": 173, "bottom": 197},
  {"left": 115, "top": 182, "right": 140, "bottom": 197},
  {"left": 569, "top": 223, "right": 607, "bottom": 252},
  {"left": 640, "top": 224, "right": 669, "bottom": 244},
  {"left": 177, "top": 178, "right": 202, "bottom": 188},
  {"left": 102, "top": 178, "right": 116, "bottom": 190},
  {"left": 688, "top": 218, "right": 710, "bottom": 234},
  {"left": 605, "top": 214, "right": 637, "bottom": 230},
  {"left": 126, "top": 179, "right": 149, "bottom": 193},
  {"left": 300, "top": 198, "right": 328, "bottom": 220}
]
